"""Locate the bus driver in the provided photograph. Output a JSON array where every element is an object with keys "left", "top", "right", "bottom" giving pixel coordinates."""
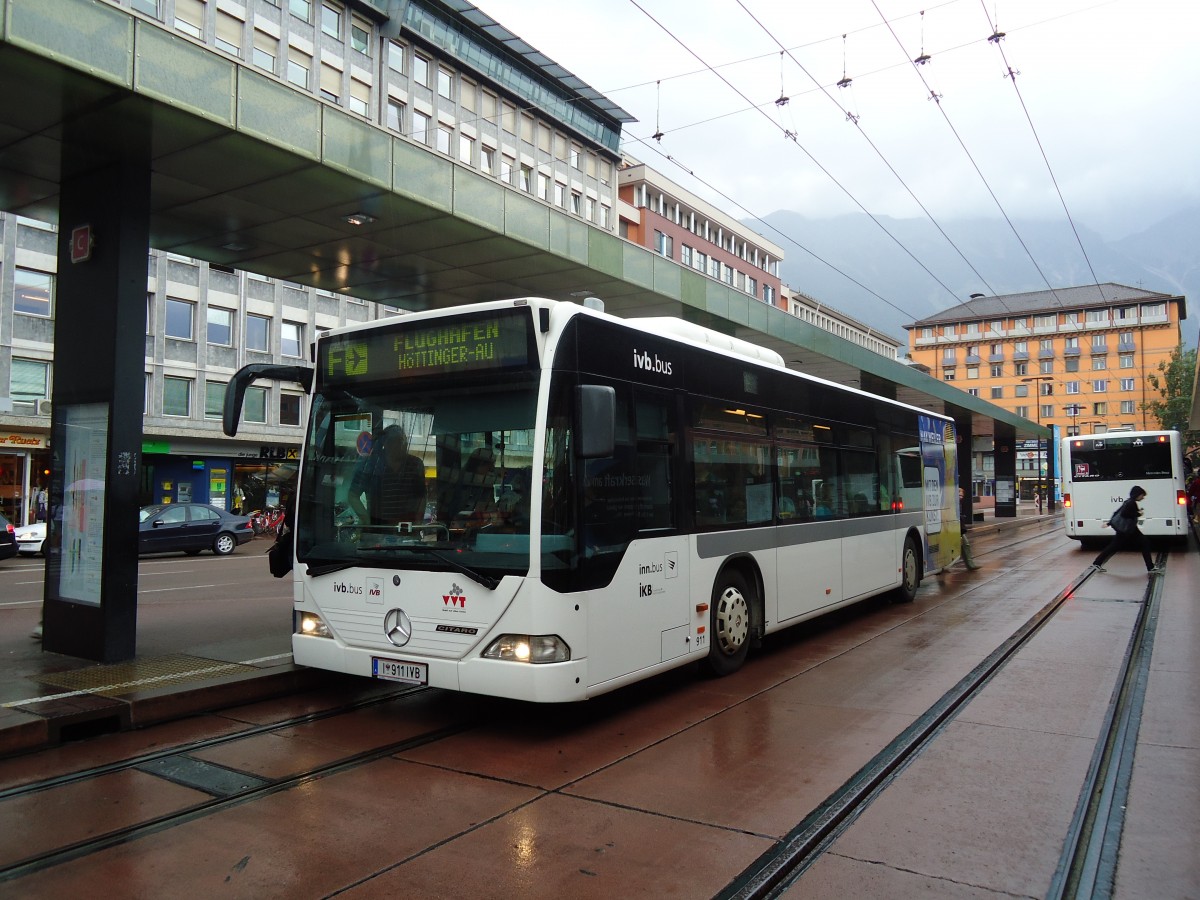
[{"left": 347, "top": 424, "right": 427, "bottom": 527}]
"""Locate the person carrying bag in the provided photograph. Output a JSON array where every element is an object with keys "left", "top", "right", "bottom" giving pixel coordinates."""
[{"left": 1090, "top": 485, "right": 1162, "bottom": 574}]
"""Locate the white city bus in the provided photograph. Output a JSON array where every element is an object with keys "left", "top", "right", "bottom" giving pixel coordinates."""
[
  {"left": 1061, "top": 430, "right": 1189, "bottom": 545},
  {"left": 226, "top": 298, "right": 960, "bottom": 702}
]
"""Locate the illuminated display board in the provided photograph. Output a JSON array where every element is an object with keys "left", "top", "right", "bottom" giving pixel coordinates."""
[{"left": 320, "top": 308, "right": 534, "bottom": 387}]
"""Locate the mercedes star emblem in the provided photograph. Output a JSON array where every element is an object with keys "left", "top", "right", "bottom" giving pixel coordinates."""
[{"left": 383, "top": 608, "right": 413, "bottom": 647}]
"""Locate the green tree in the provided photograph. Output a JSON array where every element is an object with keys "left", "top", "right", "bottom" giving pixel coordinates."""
[{"left": 1142, "top": 345, "right": 1199, "bottom": 456}]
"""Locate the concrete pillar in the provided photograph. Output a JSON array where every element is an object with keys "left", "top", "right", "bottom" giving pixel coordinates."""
[{"left": 42, "top": 151, "right": 150, "bottom": 661}]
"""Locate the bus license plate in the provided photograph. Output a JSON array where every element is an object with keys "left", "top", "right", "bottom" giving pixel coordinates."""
[{"left": 372, "top": 657, "right": 428, "bottom": 685}]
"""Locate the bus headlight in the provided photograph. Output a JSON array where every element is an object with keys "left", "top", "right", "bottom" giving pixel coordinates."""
[
  {"left": 482, "top": 634, "right": 570, "bottom": 663},
  {"left": 297, "top": 612, "right": 332, "bottom": 638}
]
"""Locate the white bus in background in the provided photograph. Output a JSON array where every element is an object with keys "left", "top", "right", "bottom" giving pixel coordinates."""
[
  {"left": 225, "top": 298, "right": 961, "bottom": 702},
  {"left": 1061, "top": 430, "right": 1189, "bottom": 546}
]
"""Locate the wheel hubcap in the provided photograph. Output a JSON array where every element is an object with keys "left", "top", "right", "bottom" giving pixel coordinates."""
[{"left": 716, "top": 586, "right": 749, "bottom": 654}]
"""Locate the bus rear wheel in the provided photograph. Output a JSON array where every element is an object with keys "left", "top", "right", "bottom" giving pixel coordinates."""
[
  {"left": 892, "top": 536, "right": 921, "bottom": 604},
  {"left": 702, "top": 571, "right": 753, "bottom": 676}
]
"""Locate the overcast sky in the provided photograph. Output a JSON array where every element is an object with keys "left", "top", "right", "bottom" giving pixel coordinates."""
[{"left": 477, "top": 0, "right": 1198, "bottom": 241}]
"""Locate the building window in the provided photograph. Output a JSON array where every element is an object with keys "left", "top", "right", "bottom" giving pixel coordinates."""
[
  {"left": 174, "top": 0, "right": 203, "bottom": 39},
  {"left": 990, "top": 364, "right": 1003, "bottom": 378},
  {"left": 942, "top": 348, "right": 956, "bottom": 363},
  {"left": 319, "top": 63, "right": 340, "bottom": 102},
  {"left": 1014, "top": 384, "right": 1029, "bottom": 398},
  {"left": 1064, "top": 336, "right": 1079, "bottom": 351},
  {"left": 570, "top": 192, "right": 581, "bottom": 215},
  {"left": 1065, "top": 381, "right": 1080, "bottom": 394},
  {"left": 10, "top": 358, "right": 49, "bottom": 414},
  {"left": 654, "top": 230, "right": 672, "bottom": 258},
  {"left": 1092, "top": 355, "right": 1107, "bottom": 370},
  {"left": 1093, "top": 402, "right": 1107, "bottom": 416},
  {"left": 288, "top": 48, "right": 311, "bottom": 90},
  {"left": 246, "top": 314, "right": 270, "bottom": 352},
  {"left": 1092, "top": 379, "right": 1107, "bottom": 393},
  {"left": 1039, "top": 360, "right": 1053, "bottom": 375},
  {"left": 413, "top": 54, "right": 429, "bottom": 87},
  {"left": 350, "top": 18, "right": 369, "bottom": 53},
  {"left": 385, "top": 98, "right": 404, "bottom": 132},
  {"left": 165, "top": 298, "right": 195, "bottom": 340},
  {"left": 966, "top": 367, "right": 979, "bottom": 379},
  {"left": 554, "top": 182, "right": 565, "bottom": 208},
  {"left": 1119, "top": 378, "right": 1135, "bottom": 392},
  {"left": 437, "top": 67, "right": 453, "bottom": 100},
  {"left": 763, "top": 285, "right": 776, "bottom": 305},
  {"left": 520, "top": 164, "right": 533, "bottom": 192},
  {"left": 1040, "top": 404, "right": 1054, "bottom": 419},
  {"left": 1119, "top": 354, "right": 1134, "bottom": 369},
  {"left": 289, "top": 0, "right": 311, "bottom": 22},
  {"left": 436, "top": 125, "right": 452, "bottom": 155},
  {"left": 412, "top": 110, "right": 430, "bottom": 145},
  {"left": 320, "top": 2, "right": 340, "bottom": 38},
  {"left": 990, "top": 387, "right": 1003, "bottom": 399},
  {"left": 253, "top": 30, "right": 277, "bottom": 72},
  {"left": 943, "top": 369, "right": 956, "bottom": 382},
  {"left": 244, "top": 386, "right": 268, "bottom": 424},
  {"left": 968, "top": 388, "right": 980, "bottom": 397},
  {"left": 1015, "top": 405, "right": 1029, "bottom": 419},
  {"left": 163, "top": 376, "right": 192, "bottom": 417},
  {"left": 215, "top": 11, "right": 242, "bottom": 55},
  {"left": 481, "top": 145, "right": 495, "bottom": 174},
  {"left": 280, "top": 393, "right": 303, "bottom": 426},
  {"left": 501, "top": 155, "right": 514, "bottom": 183},
  {"left": 204, "top": 381, "right": 226, "bottom": 419},
  {"left": 1065, "top": 357, "right": 1080, "bottom": 373},
  {"left": 1039, "top": 381, "right": 1054, "bottom": 396},
  {"left": 14, "top": 268, "right": 53, "bottom": 317},
  {"left": 461, "top": 79, "right": 477, "bottom": 110},
  {"left": 207, "top": 306, "right": 233, "bottom": 345},
  {"left": 387, "top": 41, "right": 404, "bottom": 73},
  {"left": 1120, "top": 400, "right": 1135, "bottom": 415},
  {"left": 349, "top": 79, "right": 370, "bottom": 116},
  {"left": 281, "top": 321, "right": 303, "bottom": 357},
  {"left": 458, "top": 133, "right": 473, "bottom": 164},
  {"left": 1014, "top": 362, "right": 1028, "bottom": 376}
]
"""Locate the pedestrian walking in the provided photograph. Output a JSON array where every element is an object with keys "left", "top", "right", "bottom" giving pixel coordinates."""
[
  {"left": 1033, "top": 491, "right": 1042, "bottom": 515},
  {"left": 1090, "top": 485, "right": 1162, "bottom": 574}
]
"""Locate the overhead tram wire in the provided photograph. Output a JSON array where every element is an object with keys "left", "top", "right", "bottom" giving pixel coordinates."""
[
  {"left": 869, "top": 0, "right": 1066, "bottom": 306},
  {"left": 619, "top": 130, "right": 932, "bottom": 327},
  {"left": 735, "top": 0, "right": 1006, "bottom": 303},
  {"left": 626, "top": 0, "right": 968, "bottom": 309},
  {"left": 979, "top": 0, "right": 1104, "bottom": 291}
]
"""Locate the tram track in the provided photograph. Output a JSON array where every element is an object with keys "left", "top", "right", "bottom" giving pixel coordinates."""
[
  {"left": 0, "top": 684, "right": 483, "bottom": 883},
  {"left": 718, "top": 547, "right": 1168, "bottom": 900}
]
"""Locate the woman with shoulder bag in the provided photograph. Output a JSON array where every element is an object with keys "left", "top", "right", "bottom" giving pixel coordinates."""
[{"left": 1090, "top": 485, "right": 1162, "bottom": 574}]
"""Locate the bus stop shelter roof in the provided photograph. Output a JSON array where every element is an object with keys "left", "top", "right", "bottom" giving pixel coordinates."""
[{"left": 0, "top": 0, "right": 1043, "bottom": 444}]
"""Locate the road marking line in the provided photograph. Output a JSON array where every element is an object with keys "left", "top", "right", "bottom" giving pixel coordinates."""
[{"left": 137, "top": 584, "right": 219, "bottom": 594}]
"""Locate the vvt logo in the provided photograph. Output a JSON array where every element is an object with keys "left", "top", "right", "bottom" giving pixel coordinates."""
[
  {"left": 443, "top": 582, "right": 466, "bottom": 609},
  {"left": 633, "top": 349, "right": 673, "bottom": 376}
]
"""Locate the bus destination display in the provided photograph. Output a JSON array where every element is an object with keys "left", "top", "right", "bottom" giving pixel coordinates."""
[{"left": 322, "top": 309, "right": 532, "bottom": 386}]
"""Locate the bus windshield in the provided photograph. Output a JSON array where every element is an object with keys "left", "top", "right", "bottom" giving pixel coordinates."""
[{"left": 295, "top": 375, "right": 540, "bottom": 585}]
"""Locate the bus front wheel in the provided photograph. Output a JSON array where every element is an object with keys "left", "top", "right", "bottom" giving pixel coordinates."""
[
  {"left": 702, "top": 571, "right": 753, "bottom": 676},
  {"left": 892, "top": 536, "right": 921, "bottom": 604}
]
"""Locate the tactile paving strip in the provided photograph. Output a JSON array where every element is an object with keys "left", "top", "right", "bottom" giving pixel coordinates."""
[{"left": 34, "top": 654, "right": 258, "bottom": 697}]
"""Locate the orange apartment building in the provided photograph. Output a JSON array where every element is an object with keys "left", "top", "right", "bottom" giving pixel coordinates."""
[
  {"left": 617, "top": 158, "right": 785, "bottom": 309},
  {"left": 905, "top": 283, "right": 1187, "bottom": 436}
]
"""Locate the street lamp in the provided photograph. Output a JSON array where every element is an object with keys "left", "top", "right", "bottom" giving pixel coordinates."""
[{"left": 1021, "top": 376, "right": 1054, "bottom": 506}]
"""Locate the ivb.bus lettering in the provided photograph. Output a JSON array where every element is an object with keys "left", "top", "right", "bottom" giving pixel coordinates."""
[{"left": 632, "top": 349, "right": 673, "bottom": 375}]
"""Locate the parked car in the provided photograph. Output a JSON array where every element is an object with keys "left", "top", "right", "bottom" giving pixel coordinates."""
[
  {"left": 15, "top": 521, "right": 46, "bottom": 556},
  {"left": 0, "top": 513, "right": 15, "bottom": 561},
  {"left": 138, "top": 503, "right": 255, "bottom": 556}
]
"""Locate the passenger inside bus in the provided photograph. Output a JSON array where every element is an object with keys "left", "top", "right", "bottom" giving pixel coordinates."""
[
  {"left": 813, "top": 483, "right": 836, "bottom": 518},
  {"left": 346, "top": 424, "right": 427, "bottom": 527}
]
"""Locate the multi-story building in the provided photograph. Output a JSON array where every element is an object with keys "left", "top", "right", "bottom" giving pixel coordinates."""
[
  {"left": 905, "top": 283, "right": 1186, "bottom": 494},
  {"left": 784, "top": 286, "right": 901, "bottom": 360},
  {"left": 618, "top": 158, "right": 784, "bottom": 308}
]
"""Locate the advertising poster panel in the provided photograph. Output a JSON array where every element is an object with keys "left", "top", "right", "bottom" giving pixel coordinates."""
[{"left": 918, "top": 415, "right": 962, "bottom": 571}]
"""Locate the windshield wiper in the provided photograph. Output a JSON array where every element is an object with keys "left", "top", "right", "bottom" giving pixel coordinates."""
[
  {"left": 306, "top": 561, "right": 358, "bottom": 577},
  {"left": 356, "top": 545, "right": 500, "bottom": 590}
]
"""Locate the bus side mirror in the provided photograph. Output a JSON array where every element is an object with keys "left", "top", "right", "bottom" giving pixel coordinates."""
[
  {"left": 575, "top": 385, "right": 615, "bottom": 459},
  {"left": 223, "top": 363, "right": 314, "bottom": 436}
]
